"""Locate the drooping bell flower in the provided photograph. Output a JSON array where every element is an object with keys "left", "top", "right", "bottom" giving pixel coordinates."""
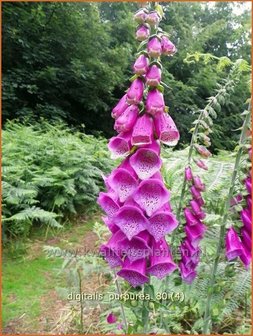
[
  {"left": 185, "top": 167, "right": 193, "bottom": 181},
  {"left": 100, "top": 230, "right": 126, "bottom": 268},
  {"left": 114, "top": 105, "right": 139, "bottom": 133},
  {"left": 102, "top": 216, "right": 119, "bottom": 234},
  {"left": 117, "top": 257, "right": 149, "bottom": 287},
  {"left": 154, "top": 112, "right": 180, "bottom": 146},
  {"left": 240, "top": 209, "right": 252, "bottom": 234},
  {"left": 193, "top": 176, "right": 206, "bottom": 192},
  {"left": 129, "top": 146, "right": 162, "bottom": 180},
  {"left": 109, "top": 168, "right": 138, "bottom": 203},
  {"left": 113, "top": 205, "right": 148, "bottom": 240},
  {"left": 107, "top": 313, "right": 117, "bottom": 324},
  {"left": 127, "top": 78, "right": 144, "bottom": 105},
  {"left": 136, "top": 25, "right": 150, "bottom": 41},
  {"left": 111, "top": 94, "right": 129, "bottom": 119},
  {"left": 146, "top": 11, "right": 160, "bottom": 26},
  {"left": 194, "top": 159, "right": 208, "bottom": 170},
  {"left": 185, "top": 222, "right": 206, "bottom": 248},
  {"left": 225, "top": 227, "right": 243, "bottom": 261},
  {"left": 195, "top": 144, "right": 212, "bottom": 158},
  {"left": 108, "top": 131, "right": 132, "bottom": 159},
  {"left": 161, "top": 36, "right": 176, "bottom": 56},
  {"left": 184, "top": 208, "right": 201, "bottom": 226},
  {"left": 147, "top": 37, "right": 162, "bottom": 58},
  {"left": 139, "top": 139, "right": 160, "bottom": 155},
  {"left": 146, "top": 65, "right": 162, "bottom": 87},
  {"left": 190, "top": 186, "right": 202, "bottom": 200},
  {"left": 98, "top": 192, "right": 120, "bottom": 218},
  {"left": 134, "top": 9, "right": 147, "bottom": 24},
  {"left": 131, "top": 114, "right": 153, "bottom": 146},
  {"left": 133, "top": 178, "right": 170, "bottom": 216},
  {"left": 190, "top": 200, "right": 206, "bottom": 220},
  {"left": 148, "top": 239, "right": 177, "bottom": 279},
  {"left": 241, "top": 227, "right": 251, "bottom": 251},
  {"left": 239, "top": 245, "right": 251, "bottom": 268},
  {"left": 179, "top": 262, "right": 197, "bottom": 284},
  {"left": 146, "top": 89, "right": 165, "bottom": 116},
  {"left": 119, "top": 231, "right": 151, "bottom": 262},
  {"left": 133, "top": 54, "right": 149, "bottom": 75},
  {"left": 148, "top": 210, "right": 178, "bottom": 242}
]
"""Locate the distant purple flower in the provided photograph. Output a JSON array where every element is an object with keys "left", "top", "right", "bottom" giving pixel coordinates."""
[
  {"left": 185, "top": 167, "right": 193, "bottom": 181},
  {"left": 134, "top": 9, "right": 147, "bottom": 24},
  {"left": 161, "top": 36, "right": 176, "bottom": 56},
  {"left": 127, "top": 78, "right": 144, "bottom": 105},
  {"left": 133, "top": 54, "right": 149, "bottom": 75},
  {"left": 147, "top": 37, "right": 162, "bottom": 58},
  {"left": 136, "top": 25, "right": 150, "bottom": 41},
  {"left": 146, "top": 65, "right": 162, "bottom": 87},
  {"left": 146, "top": 11, "right": 160, "bottom": 26},
  {"left": 107, "top": 313, "right": 117, "bottom": 324}
]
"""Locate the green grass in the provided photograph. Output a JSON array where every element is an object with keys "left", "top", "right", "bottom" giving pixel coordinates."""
[
  {"left": 2, "top": 256, "right": 62, "bottom": 326},
  {"left": 2, "top": 216, "right": 98, "bottom": 330}
]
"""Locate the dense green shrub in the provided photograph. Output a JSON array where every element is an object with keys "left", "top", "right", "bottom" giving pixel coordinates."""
[{"left": 2, "top": 121, "right": 113, "bottom": 239}]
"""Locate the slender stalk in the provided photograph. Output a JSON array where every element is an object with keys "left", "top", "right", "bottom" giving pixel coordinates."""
[
  {"left": 142, "top": 283, "right": 149, "bottom": 334},
  {"left": 202, "top": 101, "right": 251, "bottom": 334},
  {"left": 113, "top": 270, "right": 128, "bottom": 332},
  {"left": 77, "top": 268, "right": 84, "bottom": 333}
]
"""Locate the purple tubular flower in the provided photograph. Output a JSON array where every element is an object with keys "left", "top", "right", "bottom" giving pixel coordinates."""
[
  {"left": 148, "top": 239, "right": 177, "bottom": 279},
  {"left": 136, "top": 25, "right": 150, "bottom": 41},
  {"left": 114, "top": 105, "right": 139, "bottom": 133},
  {"left": 134, "top": 9, "right": 147, "bottom": 24},
  {"left": 129, "top": 147, "right": 162, "bottom": 180},
  {"left": 148, "top": 211, "right": 178, "bottom": 242},
  {"left": 127, "top": 78, "right": 144, "bottom": 105},
  {"left": 133, "top": 178, "right": 170, "bottom": 216},
  {"left": 161, "top": 36, "right": 176, "bottom": 56},
  {"left": 190, "top": 186, "right": 202, "bottom": 200},
  {"left": 146, "top": 65, "right": 161, "bottom": 87},
  {"left": 194, "top": 159, "right": 208, "bottom": 171},
  {"left": 179, "top": 262, "right": 197, "bottom": 284},
  {"left": 108, "top": 131, "right": 132, "bottom": 160},
  {"left": 239, "top": 245, "right": 252, "bottom": 268},
  {"left": 111, "top": 94, "right": 129, "bottom": 119},
  {"left": 190, "top": 200, "right": 206, "bottom": 220},
  {"left": 98, "top": 192, "right": 119, "bottom": 217},
  {"left": 139, "top": 138, "right": 160, "bottom": 154},
  {"left": 241, "top": 227, "right": 251, "bottom": 251},
  {"left": 100, "top": 230, "right": 125, "bottom": 268},
  {"left": 146, "top": 11, "right": 160, "bottom": 26},
  {"left": 185, "top": 167, "right": 193, "bottom": 181},
  {"left": 193, "top": 176, "right": 205, "bottom": 192},
  {"left": 240, "top": 209, "right": 252, "bottom": 234},
  {"left": 225, "top": 227, "right": 243, "bottom": 261},
  {"left": 184, "top": 208, "right": 201, "bottom": 226},
  {"left": 131, "top": 114, "right": 153, "bottom": 146},
  {"left": 195, "top": 144, "right": 212, "bottom": 158},
  {"left": 133, "top": 54, "right": 149, "bottom": 75},
  {"left": 117, "top": 258, "right": 149, "bottom": 287},
  {"left": 113, "top": 205, "right": 148, "bottom": 240},
  {"left": 146, "top": 89, "right": 165, "bottom": 116},
  {"left": 147, "top": 37, "right": 162, "bottom": 58},
  {"left": 154, "top": 112, "right": 180, "bottom": 146},
  {"left": 107, "top": 313, "right": 117, "bottom": 324},
  {"left": 119, "top": 231, "right": 151, "bottom": 262},
  {"left": 246, "top": 195, "right": 252, "bottom": 210},
  {"left": 185, "top": 222, "right": 206, "bottom": 248},
  {"left": 109, "top": 168, "right": 138, "bottom": 203},
  {"left": 245, "top": 177, "right": 252, "bottom": 194}
]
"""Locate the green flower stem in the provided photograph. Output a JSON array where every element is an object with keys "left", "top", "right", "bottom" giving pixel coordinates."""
[
  {"left": 176, "top": 83, "right": 229, "bottom": 220},
  {"left": 142, "top": 283, "right": 150, "bottom": 334},
  {"left": 113, "top": 270, "right": 128, "bottom": 332},
  {"left": 202, "top": 101, "right": 251, "bottom": 334}
]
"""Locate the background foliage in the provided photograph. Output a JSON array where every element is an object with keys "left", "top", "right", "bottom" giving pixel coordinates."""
[{"left": 2, "top": 1, "right": 251, "bottom": 149}]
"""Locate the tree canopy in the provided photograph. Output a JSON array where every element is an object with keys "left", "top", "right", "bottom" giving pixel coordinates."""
[{"left": 2, "top": 1, "right": 251, "bottom": 149}]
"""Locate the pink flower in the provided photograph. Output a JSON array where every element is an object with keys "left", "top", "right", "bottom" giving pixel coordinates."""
[
  {"left": 136, "top": 25, "right": 150, "bottom": 41},
  {"left": 161, "top": 36, "right": 176, "bottom": 55},
  {"left": 134, "top": 9, "right": 147, "bottom": 24},
  {"left": 107, "top": 313, "right": 117, "bottom": 324},
  {"left": 225, "top": 227, "right": 243, "bottom": 261},
  {"left": 127, "top": 78, "right": 144, "bottom": 105},
  {"left": 131, "top": 114, "right": 153, "bottom": 146},
  {"left": 146, "top": 89, "right": 165, "bottom": 116},
  {"left": 133, "top": 54, "right": 149, "bottom": 75},
  {"left": 146, "top": 65, "right": 161, "bottom": 86},
  {"left": 108, "top": 131, "right": 132, "bottom": 159},
  {"left": 147, "top": 37, "right": 162, "bottom": 58},
  {"left": 194, "top": 159, "right": 208, "bottom": 170},
  {"left": 114, "top": 105, "right": 139, "bottom": 133},
  {"left": 154, "top": 112, "right": 180, "bottom": 146},
  {"left": 184, "top": 167, "right": 193, "bottom": 181},
  {"left": 146, "top": 11, "right": 160, "bottom": 26},
  {"left": 195, "top": 144, "right": 212, "bottom": 158},
  {"left": 111, "top": 94, "right": 129, "bottom": 119}
]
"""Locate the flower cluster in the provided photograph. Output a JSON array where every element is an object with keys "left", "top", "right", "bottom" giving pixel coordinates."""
[
  {"left": 225, "top": 149, "right": 252, "bottom": 268},
  {"left": 98, "top": 7, "right": 179, "bottom": 288},
  {"left": 179, "top": 167, "right": 207, "bottom": 283}
]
